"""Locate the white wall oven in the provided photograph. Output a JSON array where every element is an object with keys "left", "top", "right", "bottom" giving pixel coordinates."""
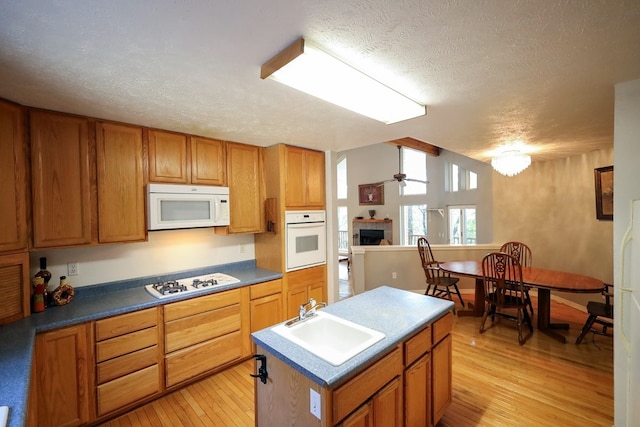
[{"left": 285, "top": 210, "right": 327, "bottom": 272}]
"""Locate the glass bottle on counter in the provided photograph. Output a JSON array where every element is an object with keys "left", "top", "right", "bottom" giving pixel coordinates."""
[
  {"left": 35, "top": 257, "right": 52, "bottom": 307},
  {"left": 32, "top": 277, "right": 45, "bottom": 313}
]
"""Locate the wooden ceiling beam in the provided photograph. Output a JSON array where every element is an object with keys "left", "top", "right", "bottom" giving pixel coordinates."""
[{"left": 385, "top": 137, "right": 440, "bottom": 157}]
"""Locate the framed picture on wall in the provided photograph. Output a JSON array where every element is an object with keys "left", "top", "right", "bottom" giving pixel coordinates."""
[
  {"left": 594, "top": 165, "right": 613, "bottom": 220},
  {"left": 358, "top": 183, "right": 384, "bottom": 205}
]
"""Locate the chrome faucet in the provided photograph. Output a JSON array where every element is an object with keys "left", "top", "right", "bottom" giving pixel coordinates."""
[{"left": 285, "top": 298, "right": 328, "bottom": 327}]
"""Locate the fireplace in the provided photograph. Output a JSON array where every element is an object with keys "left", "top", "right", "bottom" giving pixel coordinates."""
[{"left": 360, "top": 229, "right": 385, "bottom": 245}]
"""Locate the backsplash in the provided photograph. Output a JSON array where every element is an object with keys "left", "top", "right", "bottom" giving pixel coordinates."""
[{"left": 29, "top": 228, "right": 255, "bottom": 288}]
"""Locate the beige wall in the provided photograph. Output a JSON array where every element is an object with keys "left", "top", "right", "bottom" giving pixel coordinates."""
[
  {"left": 351, "top": 148, "right": 614, "bottom": 308},
  {"left": 492, "top": 147, "right": 614, "bottom": 305}
]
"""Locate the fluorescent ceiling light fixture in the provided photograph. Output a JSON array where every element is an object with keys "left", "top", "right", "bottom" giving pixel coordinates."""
[
  {"left": 491, "top": 148, "right": 532, "bottom": 177},
  {"left": 261, "top": 38, "right": 426, "bottom": 124}
]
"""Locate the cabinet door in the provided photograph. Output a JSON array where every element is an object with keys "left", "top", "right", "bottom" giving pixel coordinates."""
[
  {"left": 286, "top": 286, "right": 308, "bottom": 319},
  {"left": 284, "top": 146, "right": 325, "bottom": 208},
  {"left": 432, "top": 334, "right": 452, "bottom": 425},
  {"left": 372, "top": 377, "right": 402, "bottom": 427},
  {"left": 148, "top": 129, "right": 190, "bottom": 183},
  {"left": 30, "top": 111, "right": 92, "bottom": 247},
  {"left": 0, "top": 100, "right": 28, "bottom": 252},
  {"left": 0, "top": 251, "right": 30, "bottom": 325},
  {"left": 96, "top": 122, "right": 146, "bottom": 243},
  {"left": 284, "top": 146, "right": 306, "bottom": 207},
  {"left": 226, "top": 141, "right": 264, "bottom": 233},
  {"left": 34, "top": 324, "right": 90, "bottom": 427},
  {"left": 304, "top": 148, "right": 326, "bottom": 207},
  {"left": 404, "top": 354, "right": 431, "bottom": 427},
  {"left": 339, "top": 402, "right": 372, "bottom": 427},
  {"left": 191, "top": 136, "right": 225, "bottom": 185},
  {"left": 251, "top": 292, "right": 283, "bottom": 333}
]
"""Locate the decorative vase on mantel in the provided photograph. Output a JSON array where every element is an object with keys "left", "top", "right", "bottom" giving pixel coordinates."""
[{"left": 368, "top": 210, "right": 376, "bottom": 219}]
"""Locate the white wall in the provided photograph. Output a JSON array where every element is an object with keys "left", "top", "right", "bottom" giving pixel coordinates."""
[
  {"left": 338, "top": 144, "right": 493, "bottom": 245},
  {"left": 30, "top": 228, "right": 255, "bottom": 288}
]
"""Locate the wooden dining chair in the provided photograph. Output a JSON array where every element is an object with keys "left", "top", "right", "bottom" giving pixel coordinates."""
[
  {"left": 417, "top": 237, "right": 464, "bottom": 307},
  {"left": 500, "top": 241, "right": 535, "bottom": 316},
  {"left": 480, "top": 252, "right": 533, "bottom": 345},
  {"left": 575, "top": 283, "right": 613, "bottom": 344}
]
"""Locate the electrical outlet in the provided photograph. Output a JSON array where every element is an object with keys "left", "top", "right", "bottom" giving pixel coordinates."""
[
  {"left": 310, "top": 388, "right": 321, "bottom": 420},
  {"left": 68, "top": 262, "right": 79, "bottom": 276},
  {"left": 392, "top": 272, "right": 397, "bottom": 279}
]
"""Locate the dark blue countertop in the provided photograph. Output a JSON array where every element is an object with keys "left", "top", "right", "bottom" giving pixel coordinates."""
[
  {"left": 0, "top": 260, "right": 281, "bottom": 427},
  {"left": 252, "top": 286, "right": 455, "bottom": 389}
]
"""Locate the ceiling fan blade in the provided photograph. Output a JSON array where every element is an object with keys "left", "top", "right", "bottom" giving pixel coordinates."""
[{"left": 404, "top": 178, "right": 429, "bottom": 184}]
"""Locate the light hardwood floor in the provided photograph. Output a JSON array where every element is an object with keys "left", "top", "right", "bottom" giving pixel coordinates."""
[{"left": 100, "top": 289, "right": 613, "bottom": 426}]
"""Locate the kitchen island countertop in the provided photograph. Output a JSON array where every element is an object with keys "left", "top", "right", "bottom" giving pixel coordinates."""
[
  {"left": 0, "top": 260, "right": 281, "bottom": 427},
  {"left": 252, "top": 286, "right": 455, "bottom": 389}
]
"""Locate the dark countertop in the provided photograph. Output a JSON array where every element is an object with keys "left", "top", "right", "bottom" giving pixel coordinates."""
[
  {"left": 251, "top": 286, "right": 455, "bottom": 389},
  {"left": 0, "top": 260, "right": 281, "bottom": 427}
]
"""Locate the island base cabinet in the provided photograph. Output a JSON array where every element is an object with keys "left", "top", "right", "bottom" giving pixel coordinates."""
[
  {"left": 432, "top": 334, "right": 452, "bottom": 424},
  {"left": 254, "top": 344, "right": 326, "bottom": 427},
  {"left": 404, "top": 353, "right": 431, "bottom": 427},
  {"left": 338, "top": 376, "right": 403, "bottom": 427}
]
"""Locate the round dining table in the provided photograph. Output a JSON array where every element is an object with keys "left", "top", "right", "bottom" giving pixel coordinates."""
[{"left": 439, "top": 260, "right": 605, "bottom": 343}]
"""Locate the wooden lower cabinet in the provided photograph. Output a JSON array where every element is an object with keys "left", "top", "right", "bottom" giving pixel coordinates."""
[
  {"left": 285, "top": 265, "right": 326, "bottom": 318},
  {"left": 404, "top": 354, "right": 431, "bottom": 427},
  {"left": 250, "top": 279, "right": 283, "bottom": 333},
  {"left": 31, "top": 324, "right": 91, "bottom": 427},
  {"left": 432, "top": 334, "right": 452, "bottom": 424},
  {"left": 93, "top": 307, "right": 163, "bottom": 418},
  {"left": 338, "top": 377, "right": 402, "bottom": 427},
  {"left": 164, "top": 288, "right": 244, "bottom": 388}
]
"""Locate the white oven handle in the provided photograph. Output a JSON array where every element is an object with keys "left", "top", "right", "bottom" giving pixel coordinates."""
[{"left": 287, "top": 222, "right": 325, "bottom": 229}]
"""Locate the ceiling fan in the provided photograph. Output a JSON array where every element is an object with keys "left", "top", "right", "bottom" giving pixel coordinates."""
[{"left": 379, "top": 145, "right": 428, "bottom": 186}]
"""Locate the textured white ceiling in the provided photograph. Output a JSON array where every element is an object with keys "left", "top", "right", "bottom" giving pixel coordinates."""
[{"left": 1, "top": 0, "right": 639, "bottom": 164}]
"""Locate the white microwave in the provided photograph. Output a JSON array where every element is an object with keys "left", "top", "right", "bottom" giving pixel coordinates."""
[{"left": 147, "top": 183, "right": 230, "bottom": 230}]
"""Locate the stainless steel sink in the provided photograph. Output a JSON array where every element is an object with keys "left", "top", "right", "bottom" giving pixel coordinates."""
[{"left": 271, "top": 311, "right": 385, "bottom": 366}]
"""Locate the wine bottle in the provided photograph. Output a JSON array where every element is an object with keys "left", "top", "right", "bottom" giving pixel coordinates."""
[{"left": 35, "top": 257, "right": 52, "bottom": 307}]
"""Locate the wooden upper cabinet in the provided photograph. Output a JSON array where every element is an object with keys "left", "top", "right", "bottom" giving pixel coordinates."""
[
  {"left": 148, "top": 129, "right": 190, "bottom": 183},
  {"left": 148, "top": 129, "right": 226, "bottom": 186},
  {"left": 96, "top": 122, "right": 146, "bottom": 243},
  {"left": 30, "top": 111, "right": 93, "bottom": 248},
  {"left": 0, "top": 100, "right": 28, "bottom": 252},
  {"left": 284, "top": 146, "right": 325, "bottom": 208},
  {"left": 225, "top": 141, "right": 265, "bottom": 234},
  {"left": 191, "top": 136, "right": 226, "bottom": 186}
]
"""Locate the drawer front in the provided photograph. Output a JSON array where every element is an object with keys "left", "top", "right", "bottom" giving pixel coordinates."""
[
  {"left": 285, "top": 265, "right": 325, "bottom": 290},
  {"left": 333, "top": 346, "right": 403, "bottom": 424},
  {"left": 250, "top": 279, "right": 282, "bottom": 300},
  {"left": 404, "top": 325, "right": 432, "bottom": 366},
  {"left": 165, "top": 330, "right": 242, "bottom": 387},
  {"left": 97, "top": 345, "right": 158, "bottom": 385},
  {"left": 165, "top": 303, "right": 241, "bottom": 353},
  {"left": 432, "top": 311, "right": 454, "bottom": 346},
  {"left": 95, "top": 308, "right": 157, "bottom": 341},
  {"left": 97, "top": 364, "right": 160, "bottom": 416},
  {"left": 164, "top": 288, "right": 240, "bottom": 321},
  {"left": 96, "top": 326, "right": 158, "bottom": 362}
]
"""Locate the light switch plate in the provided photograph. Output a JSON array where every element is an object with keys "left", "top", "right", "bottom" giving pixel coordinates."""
[{"left": 309, "top": 388, "right": 321, "bottom": 420}]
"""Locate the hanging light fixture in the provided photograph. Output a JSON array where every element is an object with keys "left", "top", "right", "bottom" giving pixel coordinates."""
[
  {"left": 491, "top": 148, "right": 532, "bottom": 177},
  {"left": 261, "top": 37, "right": 426, "bottom": 124}
]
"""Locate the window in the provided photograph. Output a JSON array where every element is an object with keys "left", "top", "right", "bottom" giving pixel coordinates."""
[
  {"left": 337, "top": 156, "right": 347, "bottom": 199},
  {"left": 337, "top": 206, "right": 349, "bottom": 254},
  {"left": 468, "top": 171, "right": 477, "bottom": 189},
  {"left": 449, "top": 206, "right": 476, "bottom": 244},
  {"left": 401, "top": 147, "right": 427, "bottom": 195},
  {"left": 448, "top": 163, "right": 477, "bottom": 192},
  {"left": 401, "top": 204, "right": 427, "bottom": 245}
]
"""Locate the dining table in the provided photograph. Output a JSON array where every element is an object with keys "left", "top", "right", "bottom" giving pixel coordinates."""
[{"left": 439, "top": 260, "right": 605, "bottom": 343}]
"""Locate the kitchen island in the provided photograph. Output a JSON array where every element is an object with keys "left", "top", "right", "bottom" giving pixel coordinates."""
[{"left": 252, "top": 286, "right": 455, "bottom": 426}]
